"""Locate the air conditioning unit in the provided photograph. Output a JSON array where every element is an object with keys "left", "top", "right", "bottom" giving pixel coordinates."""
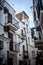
[{"left": 40, "top": 10, "right": 43, "bottom": 28}]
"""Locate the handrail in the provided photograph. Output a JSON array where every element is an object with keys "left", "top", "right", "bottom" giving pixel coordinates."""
[{"left": 5, "top": 16, "right": 19, "bottom": 29}]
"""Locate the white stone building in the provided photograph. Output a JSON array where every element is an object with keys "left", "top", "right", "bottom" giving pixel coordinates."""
[
  {"left": 0, "top": 0, "right": 19, "bottom": 65},
  {"left": 16, "top": 11, "right": 37, "bottom": 65},
  {"left": 0, "top": 0, "right": 37, "bottom": 65}
]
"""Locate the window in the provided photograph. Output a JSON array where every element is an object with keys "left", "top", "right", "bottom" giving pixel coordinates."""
[
  {"left": 0, "top": 41, "right": 3, "bottom": 50},
  {"left": 32, "top": 51, "right": 35, "bottom": 56},
  {"left": 15, "top": 44, "right": 17, "bottom": 51},
  {"left": 15, "top": 44, "right": 19, "bottom": 52},
  {"left": 4, "top": 7, "right": 9, "bottom": 13},
  {"left": 23, "top": 45, "right": 25, "bottom": 51},
  {"left": 36, "top": 0, "right": 43, "bottom": 20},
  {"left": 26, "top": 24, "right": 28, "bottom": 33},
  {"left": 8, "top": 13, "right": 12, "bottom": 23},
  {"left": 22, "top": 22, "right": 25, "bottom": 25},
  {"left": 31, "top": 29, "right": 35, "bottom": 38},
  {"left": 28, "top": 37, "right": 30, "bottom": 44},
  {"left": 42, "top": 0, "right": 43, "bottom": 6},
  {"left": 8, "top": 32, "right": 13, "bottom": 50},
  {"left": 34, "top": 11, "right": 36, "bottom": 21},
  {"left": 21, "top": 29, "right": 23, "bottom": 36}
]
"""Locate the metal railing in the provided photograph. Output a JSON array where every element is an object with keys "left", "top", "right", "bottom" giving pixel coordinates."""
[
  {"left": 5, "top": 16, "right": 19, "bottom": 29},
  {"left": 13, "top": 42, "right": 19, "bottom": 52},
  {"left": 12, "top": 17, "right": 19, "bottom": 29}
]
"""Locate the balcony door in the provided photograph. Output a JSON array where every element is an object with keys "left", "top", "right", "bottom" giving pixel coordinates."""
[
  {"left": 0, "top": 58, "right": 3, "bottom": 65},
  {"left": 8, "top": 58, "right": 13, "bottom": 65},
  {"left": 7, "top": 50, "right": 13, "bottom": 65},
  {"left": 8, "top": 32, "right": 13, "bottom": 65},
  {"left": 8, "top": 32, "right": 13, "bottom": 51},
  {"left": 19, "top": 60, "right": 23, "bottom": 65},
  {"left": 8, "top": 13, "right": 12, "bottom": 23},
  {"left": 24, "top": 61, "right": 27, "bottom": 65},
  {"left": 19, "top": 60, "right": 27, "bottom": 65}
]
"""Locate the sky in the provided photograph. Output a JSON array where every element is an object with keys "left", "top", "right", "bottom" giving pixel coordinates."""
[{"left": 6, "top": 0, "right": 35, "bottom": 28}]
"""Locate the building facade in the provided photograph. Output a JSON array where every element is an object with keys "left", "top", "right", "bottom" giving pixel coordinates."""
[
  {"left": 0, "top": 0, "right": 19, "bottom": 65},
  {"left": 0, "top": 0, "right": 37, "bottom": 65},
  {"left": 15, "top": 11, "right": 37, "bottom": 65},
  {"left": 33, "top": 0, "right": 43, "bottom": 50}
]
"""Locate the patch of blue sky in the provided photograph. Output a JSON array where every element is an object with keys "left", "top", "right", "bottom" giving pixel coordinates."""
[{"left": 6, "top": 0, "right": 35, "bottom": 28}]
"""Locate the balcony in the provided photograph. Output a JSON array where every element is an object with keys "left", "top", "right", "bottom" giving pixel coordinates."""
[
  {"left": 9, "top": 51, "right": 17, "bottom": 58},
  {"left": 23, "top": 51, "right": 28, "bottom": 60},
  {"left": 9, "top": 50, "right": 18, "bottom": 58},
  {"left": 34, "top": 38, "right": 43, "bottom": 50},
  {"left": 34, "top": 31, "right": 42, "bottom": 43},
  {"left": 4, "top": 26, "right": 10, "bottom": 32},
  {"left": 0, "top": 0, "right": 5, "bottom": 10},
  {"left": 36, "top": 26, "right": 41, "bottom": 31},
  {"left": 5, "top": 17, "right": 19, "bottom": 32},
  {"left": 9, "top": 43, "right": 19, "bottom": 58},
  {"left": 34, "top": 38, "right": 42, "bottom": 43},
  {"left": 35, "top": 42, "right": 43, "bottom": 50}
]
